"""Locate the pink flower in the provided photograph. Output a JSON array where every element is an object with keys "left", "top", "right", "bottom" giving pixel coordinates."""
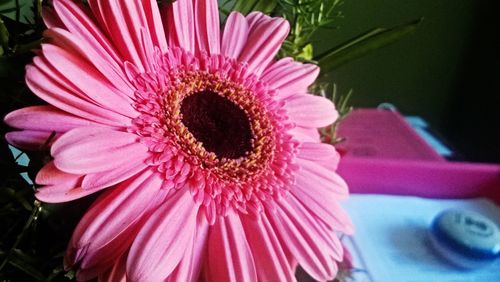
[{"left": 4, "top": 0, "right": 353, "bottom": 281}]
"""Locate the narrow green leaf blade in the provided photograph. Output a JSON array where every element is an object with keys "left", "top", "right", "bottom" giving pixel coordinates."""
[
  {"left": 0, "top": 17, "right": 9, "bottom": 54},
  {"left": 232, "top": 0, "right": 258, "bottom": 15},
  {"left": 316, "top": 18, "right": 423, "bottom": 73},
  {"left": 252, "top": 0, "right": 278, "bottom": 14}
]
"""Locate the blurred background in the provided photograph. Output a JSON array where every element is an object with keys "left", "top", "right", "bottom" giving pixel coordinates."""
[{"left": 315, "top": 0, "right": 500, "bottom": 163}]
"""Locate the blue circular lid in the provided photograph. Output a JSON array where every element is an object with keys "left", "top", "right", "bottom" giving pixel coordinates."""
[{"left": 430, "top": 209, "right": 500, "bottom": 262}]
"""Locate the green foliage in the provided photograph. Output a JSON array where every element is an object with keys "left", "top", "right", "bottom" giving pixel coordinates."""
[
  {"left": 277, "top": 0, "right": 343, "bottom": 62},
  {"left": 223, "top": 0, "right": 277, "bottom": 15},
  {"left": 316, "top": 18, "right": 423, "bottom": 73},
  {"left": 314, "top": 83, "right": 353, "bottom": 144}
]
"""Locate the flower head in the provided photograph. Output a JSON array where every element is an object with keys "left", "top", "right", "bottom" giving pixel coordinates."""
[{"left": 4, "top": 0, "right": 352, "bottom": 280}]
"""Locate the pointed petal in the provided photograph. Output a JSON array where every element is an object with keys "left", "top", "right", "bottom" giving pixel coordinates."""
[
  {"left": 102, "top": 0, "right": 166, "bottom": 68},
  {"left": 207, "top": 211, "right": 257, "bottom": 282},
  {"left": 239, "top": 14, "right": 289, "bottom": 76},
  {"left": 35, "top": 162, "right": 112, "bottom": 203},
  {"left": 262, "top": 58, "right": 319, "bottom": 98},
  {"left": 297, "top": 206, "right": 346, "bottom": 262},
  {"left": 221, "top": 12, "right": 248, "bottom": 59},
  {"left": 51, "top": 127, "right": 149, "bottom": 175},
  {"left": 68, "top": 170, "right": 165, "bottom": 273},
  {"left": 84, "top": 0, "right": 146, "bottom": 71},
  {"left": 127, "top": 190, "right": 199, "bottom": 281},
  {"left": 269, "top": 196, "right": 343, "bottom": 281},
  {"left": 241, "top": 214, "right": 296, "bottom": 282},
  {"left": 139, "top": 0, "right": 168, "bottom": 52},
  {"left": 296, "top": 158, "right": 349, "bottom": 199},
  {"left": 166, "top": 0, "right": 195, "bottom": 52},
  {"left": 5, "top": 131, "right": 59, "bottom": 151},
  {"left": 246, "top": 11, "right": 266, "bottom": 29},
  {"left": 287, "top": 126, "right": 321, "bottom": 143},
  {"left": 284, "top": 94, "right": 339, "bottom": 128},
  {"left": 81, "top": 159, "right": 146, "bottom": 190},
  {"left": 44, "top": 28, "right": 135, "bottom": 98},
  {"left": 25, "top": 64, "right": 130, "bottom": 127},
  {"left": 36, "top": 161, "right": 80, "bottom": 185},
  {"left": 166, "top": 215, "right": 209, "bottom": 282},
  {"left": 194, "top": 0, "right": 220, "bottom": 55},
  {"left": 52, "top": 0, "right": 123, "bottom": 68},
  {"left": 42, "top": 6, "right": 64, "bottom": 29},
  {"left": 297, "top": 142, "right": 341, "bottom": 171},
  {"left": 41, "top": 44, "right": 137, "bottom": 118},
  {"left": 290, "top": 160, "right": 353, "bottom": 233},
  {"left": 98, "top": 251, "right": 127, "bottom": 282},
  {"left": 36, "top": 185, "right": 95, "bottom": 203},
  {"left": 4, "top": 105, "right": 102, "bottom": 132}
]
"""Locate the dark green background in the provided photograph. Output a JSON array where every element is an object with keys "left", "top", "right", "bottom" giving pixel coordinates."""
[{"left": 314, "top": 0, "right": 499, "bottom": 162}]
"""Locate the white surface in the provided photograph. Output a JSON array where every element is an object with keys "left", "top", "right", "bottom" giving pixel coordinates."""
[{"left": 341, "top": 195, "right": 500, "bottom": 282}]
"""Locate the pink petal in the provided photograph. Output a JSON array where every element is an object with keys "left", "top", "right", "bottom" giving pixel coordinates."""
[
  {"left": 221, "top": 12, "right": 248, "bottom": 59},
  {"left": 41, "top": 44, "right": 137, "bottom": 118},
  {"left": 194, "top": 0, "right": 220, "bottom": 55},
  {"left": 98, "top": 251, "right": 127, "bottom": 282},
  {"left": 262, "top": 58, "right": 319, "bottom": 98},
  {"left": 166, "top": 216, "right": 209, "bottom": 282},
  {"left": 241, "top": 214, "right": 296, "bottom": 282},
  {"left": 290, "top": 160, "right": 353, "bottom": 233},
  {"left": 284, "top": 94, "right": 339, "bottom": 128},
  {"left": 81, "top": 160, "right": 146, "bottom": 190},
  {"left": 36, "top": 186, "right": 96, "bottom": 203},
  {"left": 166, "top": 0, "right": 195, "bottom": 52},
  {"left": 239, "top": 13, "right": 290, "bottom": 76},
  {"left": 84, "top": 0, "right": 146, "bottom": 71},
  {"left": 107, "top": 0, "right": 165, "bottom": 69},
  {"left": 51, "top": 127, "right": 149, "bottom": 175},
  {"left": 52, "top": 0, "right": 124, "bottom": 69},
  {"left": 42, "top": 6, "right": 64, "bottom": 29},
  {"left": 35, "top": 161, "right": 80, "bottom": 185},
  {"left": 127, "top": 190, "right": 199, "bottom": 281},
  {"left": 4, "top": 105, "right": 101, "bottom": 132},
  {"left": 67, "top": 170, "right": 165, "bottom": 273},
  {"left": 25, "top": 64, "right": 130, "bottom": 127},
  {"left": 287, "top": 126, "right": 321, "bottom": 143},
  {"left": 141, "top": 0, "right": 168, "bottom": 52},
  {"left": 206, "top": 211, "right": 257, "bottom": 281},
  {"left": 269, "top": 197, "right": 342, "bottom": 281},
  {"left": 246, "top": 11, "right": 267, "bottom": 29},
  {"left": 297, "top": 142, "right": 341, "bottom": 171},
  {"left": 296, "top": 158, "right": 349, "bottom": 199},
  {"left": 44, "top": 28, "right": 135, "bottom": 98},
  {"left": 5, "top": 130, "right": 59, "bottom": 151},
  {"left": 35, "top": 163, "right": 88, "bottom": 203}
]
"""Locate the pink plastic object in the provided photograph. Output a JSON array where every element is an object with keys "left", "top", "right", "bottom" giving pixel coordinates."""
[
  {"left": 336, "top": 108, "right": 445, "bottom": 161},
  {"left": 336, "top": 109, "right": 500, "bottom": 203}
]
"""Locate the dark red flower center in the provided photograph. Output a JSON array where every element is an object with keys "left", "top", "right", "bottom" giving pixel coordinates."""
[{"left": 180, "top": 90, "right": 253, "bottom": 160}]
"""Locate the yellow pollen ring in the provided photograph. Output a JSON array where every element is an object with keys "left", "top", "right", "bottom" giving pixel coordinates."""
[{"left": 162, "top": 70, "right": 276, "bottom": 182}]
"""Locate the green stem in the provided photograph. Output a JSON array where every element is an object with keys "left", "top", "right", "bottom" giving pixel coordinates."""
[{"left": 0, "top": 201, "right": 43, "bottom": 272}]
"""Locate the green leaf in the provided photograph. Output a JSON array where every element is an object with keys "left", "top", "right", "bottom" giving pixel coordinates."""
[
  {"left": 0, "top": 0, "right": 31, "bottom": 24},
  {"left": 0, "top": 17, "right": 9, "bottom": 54},
  {"left": 252, "top": 0, "right": 277, "bottom": 14},
  {"left": 0, "top": 6, "right": 18, "bottom": 14},
  {"left": 6, "top": 249, "right": 47, "bottom": 281},
  {"left": 232, "top": 0, "right": 257, "bottom": 14},
  {"left": 316, "top": 18, "right": 423, "bottom": 73},
  {"left": 233, "top": 0, "right": 276, "bottom": 15}
]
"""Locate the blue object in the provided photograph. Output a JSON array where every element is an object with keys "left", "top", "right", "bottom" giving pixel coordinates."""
[
  {"left": 405, "top": 116, "right": 454, "bottom": 158},
  {"left": 429, "top": 209, "right": 500, "bottom": 269},
  {"left": 8, "top": 145, "right": 33, "bottom": 185}
]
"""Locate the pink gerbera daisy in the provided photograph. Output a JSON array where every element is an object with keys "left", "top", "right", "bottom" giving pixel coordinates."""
[{"left": 4, "top": 0, "right": 353, "bottom": 281}]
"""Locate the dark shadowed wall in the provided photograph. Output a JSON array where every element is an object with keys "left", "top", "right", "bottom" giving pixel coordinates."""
[{"left": 314, "top": 0, "right": 499, "bottom": 162}]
